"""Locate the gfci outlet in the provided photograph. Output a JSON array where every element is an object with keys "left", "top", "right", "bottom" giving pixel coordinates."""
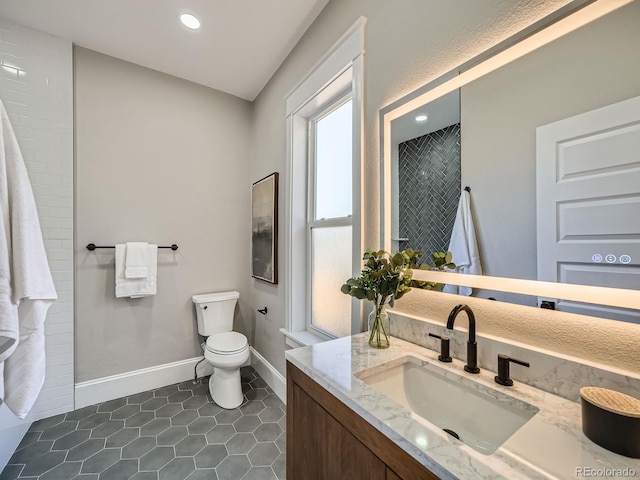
[{"left": 540, "top": 301, "right": 556, "bottom": 310}]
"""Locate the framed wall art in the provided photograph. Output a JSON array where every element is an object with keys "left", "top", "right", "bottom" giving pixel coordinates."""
[{"left": 251, "top": 172, "right": 278, "bottom": 284}]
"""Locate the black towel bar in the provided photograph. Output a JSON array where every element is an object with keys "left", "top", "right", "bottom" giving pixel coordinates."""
[{"left": 86, "top": 243, "right": 178, "bottom": 251}]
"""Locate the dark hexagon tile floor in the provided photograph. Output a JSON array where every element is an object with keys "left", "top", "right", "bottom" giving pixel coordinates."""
[{"left": 1, "top": 367, "right": 286, "bottom": 480}]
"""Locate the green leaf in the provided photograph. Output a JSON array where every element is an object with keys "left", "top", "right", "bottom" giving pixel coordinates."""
[
  {"left": 345, "top": 247, "right": 421, "bottom": 307},
  {"left": 353, "top": 288, "right": 367, "bottom": 299}
]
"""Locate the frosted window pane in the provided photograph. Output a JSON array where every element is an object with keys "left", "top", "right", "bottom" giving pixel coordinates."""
[
  {"left": 311, "top": 226, "right": 352, "bottom": 337},
  {"left": 315, "top": 100, "right": 352, "bottom": 219}
]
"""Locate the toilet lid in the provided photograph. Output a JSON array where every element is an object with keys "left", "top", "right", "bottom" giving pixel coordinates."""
[{"left": 206, "top": 332, "right": 248, "bottom": 355}]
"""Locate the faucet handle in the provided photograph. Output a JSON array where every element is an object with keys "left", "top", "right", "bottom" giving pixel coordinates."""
[
  {"left": 428, "top": 333, "right": 452, "bottom": 363},
  {"left": 495, "top": 354, "right": 530, "bottom": 386}
]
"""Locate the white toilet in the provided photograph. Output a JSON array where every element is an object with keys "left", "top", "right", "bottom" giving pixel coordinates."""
[{"left": 192, "top": 291, "right": 249, "bottom": 409}]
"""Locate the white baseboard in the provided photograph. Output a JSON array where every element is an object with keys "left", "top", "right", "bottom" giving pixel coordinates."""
[
  {"left": 75, "top": 350, "right": 285, "bottom": 410},
  {"left": 75, "top": 357, "right": 202, "bottom": 409},
  {"left": 250, "top": 347, "right": 286, "bottom": 404}
]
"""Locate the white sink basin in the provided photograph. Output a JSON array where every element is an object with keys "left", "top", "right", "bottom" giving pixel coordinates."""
[{"left": 355, "top": 356, "right": 539, "bottom": 455}]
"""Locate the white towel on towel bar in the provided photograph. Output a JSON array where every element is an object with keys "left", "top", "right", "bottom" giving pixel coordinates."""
[
  {"left": 443, "top": 189, "right": 482, "bottom": 296},
  {"left": 0, "top": 98, "right": 57, "bottom": 418},
  {"left": 125, "top": 242, "right": 149, "bottom": 278},
  {"left": 115, "top": 244, "right": 158, "bottom": 298}
]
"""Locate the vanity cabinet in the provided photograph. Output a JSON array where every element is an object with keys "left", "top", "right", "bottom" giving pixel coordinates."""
[{"left": 287, "top": 361, "right": 440, "bottom": 480}]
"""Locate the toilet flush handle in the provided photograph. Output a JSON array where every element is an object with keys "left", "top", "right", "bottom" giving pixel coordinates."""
[{"left": 203, "top": 306, "right": 208, "bottom": 310}]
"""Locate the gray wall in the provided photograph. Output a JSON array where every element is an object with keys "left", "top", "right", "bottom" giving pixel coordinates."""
[
  {"left": 462, "top": 2, "right": 640, "bottom": 298},
  {"left": 75, "top": 48, "right": 252, "bottom": 382},
  {"left": 251, "top": 0, "right": 640, "bottom": 375}
]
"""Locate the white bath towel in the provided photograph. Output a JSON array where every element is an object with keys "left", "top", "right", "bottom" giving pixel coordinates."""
[
  {"left": 125, "top": 242, "right": 149, "bottom": 278},
  {"left": 115, "top": 244, "right": 158, "bottom": 298},
  {"left": 443, "top": 189, "right": 482, "bottom": 296},
  {"left": 0, "top": 98, "right": 57, "bottom": 419}
]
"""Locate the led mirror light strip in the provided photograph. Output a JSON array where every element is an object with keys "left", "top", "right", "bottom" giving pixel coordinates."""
[{"left": 411, "top": 270, "right": 640, "bottom": 310}]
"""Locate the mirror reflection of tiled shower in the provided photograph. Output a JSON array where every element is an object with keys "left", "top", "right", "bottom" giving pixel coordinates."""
[{"left": 398, "top": 123, "right": 461, "bottom": 262}]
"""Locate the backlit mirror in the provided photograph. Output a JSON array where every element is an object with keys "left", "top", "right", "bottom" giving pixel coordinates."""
[{"left": 381, "top": 0, "right": 640, "bottom": 322}]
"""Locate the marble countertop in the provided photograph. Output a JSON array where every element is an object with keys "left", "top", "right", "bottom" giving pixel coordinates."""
[{"left": 285, "top": 333, "right": 640, "bottom": 480}]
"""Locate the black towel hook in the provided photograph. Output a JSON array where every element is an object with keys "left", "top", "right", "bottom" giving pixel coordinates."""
[
  {"left": 464, "top": 186, "right": 471, "bottom": 193},
  {"left": 257, "top": 307, "right": 268, "bottom": 315}
]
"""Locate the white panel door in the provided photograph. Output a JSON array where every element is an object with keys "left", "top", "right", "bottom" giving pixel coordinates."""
[{"left": 537, "top": 95, "right": 640, "bottom": 322}]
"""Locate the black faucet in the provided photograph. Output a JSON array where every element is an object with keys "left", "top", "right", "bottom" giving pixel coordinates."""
[
  {"left": 495, "top": 354, "right": 530, "bottom": 386},
  {"left": 428, "top": 333, "right": 452, "bottom": 362},
  {"left": 446, "top": 304, "right": 480, "bottom": 374}
]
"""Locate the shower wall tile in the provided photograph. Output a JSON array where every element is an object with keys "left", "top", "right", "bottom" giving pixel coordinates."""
[
  {"left": 0, "top": 17, "right": 74, "bottom": 421},
  {"left": 398, "top": 124, "right": 461, "bottom": 261}
]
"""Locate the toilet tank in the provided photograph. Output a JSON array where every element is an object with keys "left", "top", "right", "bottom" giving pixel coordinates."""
[{"left": 192, "top": 291, "right": 240, "bottom": 336}]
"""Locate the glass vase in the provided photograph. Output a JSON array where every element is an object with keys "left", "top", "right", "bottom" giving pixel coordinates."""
[{"left": 368, "top": 307, "right": 390, "bottom": 349}]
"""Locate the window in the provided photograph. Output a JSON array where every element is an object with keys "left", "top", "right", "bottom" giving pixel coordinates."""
[
  {"left": 309, "top": 98, "right": 353, "bottom": 337},
  {"left": 283, "top": 18, "right": 366, "bottom": 346}
]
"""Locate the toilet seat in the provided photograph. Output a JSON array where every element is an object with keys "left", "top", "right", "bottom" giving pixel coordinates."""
[{"left": 206, "top": 331, "right": 248, "bottom": 355}]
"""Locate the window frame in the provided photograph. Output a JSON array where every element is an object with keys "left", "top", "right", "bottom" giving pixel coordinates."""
[{"left": 282, "top": 18, "right": 366, "bottom": 347}]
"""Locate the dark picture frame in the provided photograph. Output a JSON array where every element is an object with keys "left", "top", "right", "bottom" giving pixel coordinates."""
[{"left": 251, "top": 172, "right": 278, "bottom": 284}]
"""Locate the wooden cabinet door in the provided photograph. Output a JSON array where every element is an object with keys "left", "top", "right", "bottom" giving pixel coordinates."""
[
  {"left": 387, "top": 467, "right": 403, "bottom": 480},
  {"left": 287, "top": 361, "right": 440, "bottom": 480},
  {"left": 288, "top": 381, "right": 385, "bottom": 480},
  {"left": 339, "top": 420, "right": 385, "bottom": 480}
]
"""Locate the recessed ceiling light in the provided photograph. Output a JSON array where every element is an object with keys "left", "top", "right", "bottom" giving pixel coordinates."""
[
  {"left": 415, "top": 114, "right": 428, "bottom": 122},
  {"left": 180, "top": 13, "right": 201, "bottom": 30}
]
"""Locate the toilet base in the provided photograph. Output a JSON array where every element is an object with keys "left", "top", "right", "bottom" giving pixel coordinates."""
[{"left": 209, "top": 366, "right": 244, "bottom": 409}]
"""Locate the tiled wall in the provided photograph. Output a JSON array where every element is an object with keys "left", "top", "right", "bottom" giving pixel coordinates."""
[
  {"left": 0, "top": 18, "right": 73, "bottom": 421},
  {"left": 398, "top": 124, "right": 461, "bottom": 260}
]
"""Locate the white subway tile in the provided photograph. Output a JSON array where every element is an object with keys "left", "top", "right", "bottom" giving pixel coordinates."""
[
  {"left": 2, "top": 18, "right": 74, "bottom": 418},
  {"left": 43, "top": 239, "right": 62, "bottom": 250},
  {"left": 45, "top": 364, "right": 73, "bottom": 379},
  {"left": 48, "top": 120, "right": 72, "bottom": 134},
  {"left": 39, "top": 217, "right": 62, "bottom": 229},
  {"left": 48, "top": 228, "right": 72, "bottom": 240},
  {"left": 4, "top": 99, "right": 33, "bottom": 116},
  {"left": 48, "top": 185, "right": 71, "bottom": 198},
  {"left": 1, "top": 87, "right": 30, "bottom": 105},
  {"left": 34, "top": 195, "right": 61, "bottom": 207},
  {"left": 36, "top": 205, "right": 50, "bottom": 218},
  {"left": 44, "top": 332, "right": 73, "bottom": 347},
  {"left": 46, "top": 249, "right": 71, "bottom": 260},
  {"left": 49, "top": 206, "right": 72, "bottom": 218},
  {"left": 26, "top": 161, "right": 47, "bottom": 173},
  {"left": 47, "top": 353, "right": 74, "bottom": 368},
  {"left": 3, "top": 77, "right": 33, "bottom": 94},
  {"left": 36, "top": 382, "right": 74, "bottom": 403},
  {"left": 50, "top": 270, "right": 73, "bottom": 282},
  {"left": 44, "top": 321, "right": 72, "bottom": 336}
]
